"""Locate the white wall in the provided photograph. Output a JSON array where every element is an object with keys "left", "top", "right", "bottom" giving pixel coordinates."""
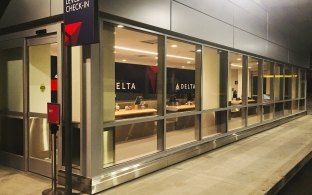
[{"left": 202, "top": 47, "right": 220, "bottom": 109}]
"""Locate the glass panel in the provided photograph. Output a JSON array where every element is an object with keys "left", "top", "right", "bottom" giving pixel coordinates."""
[
  {"left": 274, "top": 102, "right": 284, "bottom": 118},
  {"left": 228, "top": 107, "right": 246, "bottom": 130},
  {"left": 263, "top": 104, "right": 273, "bottom": 121},
  {"left": 292, "top": 67, "right": 299, "bottom": 99},
  {"left": 103, "top": 24, "right": 159, "bottom": 122},
  {"left": 247, "top": 106, "right": 261, "bottom": 126},
  {"left": 29, "top": 43, "right": 57, "bottom": 160},
  {"left": 247, "top": 57, "right": 260, "bottom": 104},
  {"left": 284, "top": 65, "right": 292, "bottom": 100},
  {"left": 284, "top": 101, "right": 292, "bottom": 115},
  {"left": 229, "top": 53, "right": 243, "bottom": 103},
  {"left": 274, "top": 64, "right": 284, "bottom": 101},
  {"left": 299, "top": 99, "right": 305, "bottom": 111},
  {"left": 114, "top": 121, "right": 158, "bottom": 162},
  {"left": 262, "top": 61, "right": 274, "bottom": 103},
  {"left": 0, "top": 47, "right": 24, "bottom": 155},
  {"left": 292, "top": 100, "right": 299, "bottom": 113},
  {"left": 166, "top": 39, "right": 197, "bottom": 113},
  {"left": 201, "top": 111, "right": 226, "bottom": 137},
  {"left": 202, "top": 47, "right": 226, "bottom": 109},
  {"left": 166, "top": 115, "right": 195, "bottom": 148},
  {"left": 300, "top": 69, "right": 306, "bottom": 98}
]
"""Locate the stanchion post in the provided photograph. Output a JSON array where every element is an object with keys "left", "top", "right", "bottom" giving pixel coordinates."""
[{"left": 42, "top": 103, "right": 65, "bottom": 195}]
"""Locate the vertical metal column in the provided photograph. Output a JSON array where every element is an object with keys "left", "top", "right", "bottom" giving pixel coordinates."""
[{"left": 63, "top": 42, "right": 73, "bottom": 195}]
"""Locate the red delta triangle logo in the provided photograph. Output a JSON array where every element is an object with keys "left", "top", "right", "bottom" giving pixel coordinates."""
[{"left": 64, "top": 22, "right": 82, "bottom": 46}]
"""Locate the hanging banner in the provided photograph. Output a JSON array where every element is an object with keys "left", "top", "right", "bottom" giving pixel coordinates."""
[{"left": 64, "top": 0, "right": 98, "bottom": 46}]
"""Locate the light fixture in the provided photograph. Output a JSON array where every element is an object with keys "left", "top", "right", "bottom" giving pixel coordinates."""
[
  {"left": 171, "top": 44, "right": 178, "bottom": 48},
  {"left": 167, "top": 54, "right": 194, "bottom": 60},
  {"left": 231, "top": 63, "right": 242, "bottom": 68},
  {"left": 196, "top": 49, "right": 202, "bottom": 52},
  {"left": 117, "top": 24, "right": 124, "bottom": 28},
  {"left": 182, "top": 66, "right": 185, "bottom": 68},
  {"left": 187, "top": 61, "right": 191, "bottom": 64},
  {"left": 115, "top": 46, "right": 157, "bottom": 55},
  {"left": 237, "top": 58, "right": 241, "bottom": 61},
  {"left": 122, "top": 59, "right": 127, "bottom": 62}
]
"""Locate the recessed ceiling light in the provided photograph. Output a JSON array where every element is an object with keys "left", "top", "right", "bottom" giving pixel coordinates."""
[
  {"left": 171, "top": 44, "right": 178, "bottom": 48},
  {"left": 237, "top": 58, "right": 241, "bottom": 61},
  {"left": 187, "top": 61, "right": 191, "bottom": 64},
  {"left": 182, "top": 66, "right": 185, "bottom": 68},
  {"left": 196, "top": 49, "right": 202, "bottom": 52},
  {"left": 117, "top": 25, "right": 124, "bottom": 28},
  {"left": 122, "top": 59, "right": 127, "bottom": 62}
]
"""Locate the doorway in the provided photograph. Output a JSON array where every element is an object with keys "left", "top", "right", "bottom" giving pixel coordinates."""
[{"left": 27, "top": 35, "right": 58, "bottom": 177}]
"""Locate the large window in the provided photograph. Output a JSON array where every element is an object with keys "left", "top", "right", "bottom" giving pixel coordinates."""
[
  {"left": 262, "top": 61, "right": 274, "bottom": 103},
  {"left": 202, "top": 46, "right": 227, "bottom": 137},
  {"left": 100, "top": 22, "right": 307, "bottom": 167},
  {"left": 0, "top": 47, "right": 24, "bottom": 155},
  {"left": 228, "top": 53, "right": 245, "bottom": 130},
  {"left": 102, "top": 23, "right": 160, "bottom": 164},
  {"left": 166, "top": 38, "right": 199, "bottom": 147},
  {"left": 284, "top": 65, "right": 292, "bottom": 100},
  {"left": 274, "top": 64, "right": 284, "bottom": 101}
]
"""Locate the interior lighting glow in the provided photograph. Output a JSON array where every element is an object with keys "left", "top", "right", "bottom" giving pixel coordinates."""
[
  {"left": 115, "top": 46, "right": 194, "bottom": 60},
  {"left": 171, "top": 44, "right": 178, "bottom": 48},
  {"left": 230, "top": 63, "right": 242, "bottom": 68},
  {"left": 114, "top": 46, "right": 157, "bottom": 55},
  {"left": 117, "top": 25, "right": 124, "bottom": 28}
]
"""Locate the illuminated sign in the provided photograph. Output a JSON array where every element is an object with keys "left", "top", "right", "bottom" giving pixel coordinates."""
[
  {"left": 64, "top": 0, "right": 98, "bottom": 46},
  {"left": 263, "top": 74, "right": 298, "bottom": 78}
]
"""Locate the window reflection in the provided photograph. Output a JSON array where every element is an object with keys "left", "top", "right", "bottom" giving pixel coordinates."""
[
  {"left": 284, "top": 65, "right": 292, "bottom": 100},
  {"left": 262, "top": 61, "right": 274, "bottom": 103},
  {"left": 166, "top": 39, "right": 197, "bottom": 113},
  {"left": 247, "top": 57, "right": 260, "bottom": 104},
  {"left": 274, "top": 64, "right": 284, "bottom": 101}
]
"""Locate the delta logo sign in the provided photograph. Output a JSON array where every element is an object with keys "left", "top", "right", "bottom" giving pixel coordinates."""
[{"left": 64, "top": 0, "right": 98, "bottom": 46}]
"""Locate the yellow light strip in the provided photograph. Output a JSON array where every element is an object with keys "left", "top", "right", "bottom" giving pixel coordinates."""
[{"left": 263, "top": 74, "right": 298, "bottom": 78}]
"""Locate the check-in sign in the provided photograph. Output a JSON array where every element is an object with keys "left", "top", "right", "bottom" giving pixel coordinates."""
[
  {"left": 64, "top": 0, "right": 98, "bottom": 46},
  {"left": 47, "top": 103, "right": 61, "bottom": 124}
]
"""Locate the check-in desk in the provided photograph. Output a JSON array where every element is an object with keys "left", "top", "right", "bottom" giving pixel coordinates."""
[
  {"left": 115, "top": 108, "right": 157, "bottom": 142},
  {"left": 166, "top": 104, "right": 195, "bottom": 131}
]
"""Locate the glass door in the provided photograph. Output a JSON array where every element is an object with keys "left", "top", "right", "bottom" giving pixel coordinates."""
[{"left": 27, "top": 35, "right": 58, "bottom": 177}]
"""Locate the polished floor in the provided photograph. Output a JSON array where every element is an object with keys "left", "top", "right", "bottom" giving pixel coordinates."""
[{"left": 1, "top": 115, "right": 312, "bottom": 194}]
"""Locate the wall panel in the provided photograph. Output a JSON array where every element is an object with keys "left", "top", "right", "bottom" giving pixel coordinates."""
[
  {"left": 172, "top": 2, "right": 233, "bottom": 48},
  {"left": 51, "top": 0, "right": 63, "bottom": 16},
  {"left": 234, "top": 5, "right": 267, "bottom": 39},
  {"left": 267, "top": 23, "right": 288, "bottom": 48},
  {"left": 174, "top": 0, "right": 234, "bottom": 24},
  {"left": 98, "top": 0, "right": 171, "bottom": 30},
  {"left": 265, "top": 41, "right": 288, "bottom": 62},
  {"left": 230, "top": 0, "right": 267, "bottom": 21},
  {"left": 0, "top": 0, "right": 50, "bottom": 28},
  {"left": 234, "top": 28, "right": 266, "bottom": 56}
]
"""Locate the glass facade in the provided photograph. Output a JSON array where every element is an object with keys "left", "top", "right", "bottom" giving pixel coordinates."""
[
  {"left": 0, "top": 47, "right": 24, "bottom": 155},
  {"left": 100, "top": 22, "right": 308, "bottom": 167}
]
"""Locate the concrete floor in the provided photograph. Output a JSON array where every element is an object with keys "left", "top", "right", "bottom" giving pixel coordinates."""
[{"left": 1, "top": 115, "right": 312, "bottom": 195}]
